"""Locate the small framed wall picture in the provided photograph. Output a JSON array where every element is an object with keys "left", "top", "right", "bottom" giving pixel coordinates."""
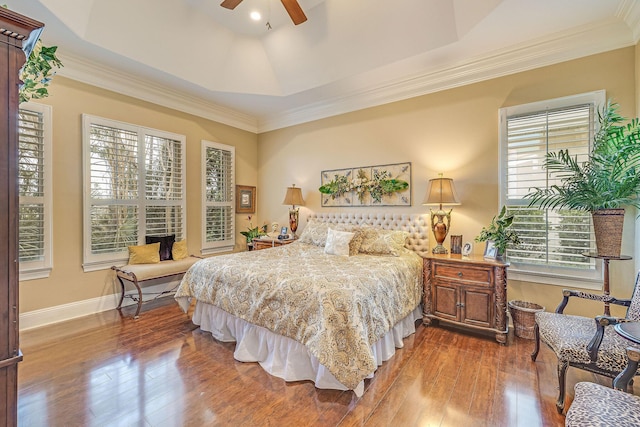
[
  {"left": 483, "top": 240, "right": 498, "bottom": 260},
  {"left": 236, "top": 185, "right": 256, "bottom": 214},
  {"left": 462, "top": 241, "right": 473, "bottom": 257}
]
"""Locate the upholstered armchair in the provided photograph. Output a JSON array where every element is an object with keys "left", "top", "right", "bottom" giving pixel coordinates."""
[
  {"left": 566, "top": 380, "right": 640, "bottom": 426},
  {"left": 531, "top": 271, "right": 640, "bottom": 414}
]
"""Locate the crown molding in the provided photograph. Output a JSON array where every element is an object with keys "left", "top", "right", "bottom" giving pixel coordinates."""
[
  {"left": 617, "top": 0, "right": 640, "bottom": 42},
  {"left": 257, "top": 19, "right": 636, "bottom": 132},
  {"left": 56, "top": 17, "right": 636, "bottom": 135},
  {"left": 57, "top": 52, "right": 259, "bottom": 133}
]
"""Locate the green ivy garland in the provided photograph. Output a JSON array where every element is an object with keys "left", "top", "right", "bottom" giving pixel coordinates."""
[
  {"left": 3, "top": 5, "right": 64, "bottom": 103},
  {"left": 19, "top": 40, "right": 63, "bottom": 104}
]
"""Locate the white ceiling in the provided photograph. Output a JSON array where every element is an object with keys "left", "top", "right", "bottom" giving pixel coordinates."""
[{"left": 12, "top": 0, "right": 640, "bottom": 133}]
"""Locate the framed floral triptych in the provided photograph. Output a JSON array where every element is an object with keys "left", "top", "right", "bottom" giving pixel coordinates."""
[{"left": 319, "top": 162, "right": 411, "bottom": 207}]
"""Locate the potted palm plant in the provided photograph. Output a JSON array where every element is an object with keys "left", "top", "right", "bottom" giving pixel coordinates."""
[{"left": 525, "top": 100, "right": 640, "bottom": 257}]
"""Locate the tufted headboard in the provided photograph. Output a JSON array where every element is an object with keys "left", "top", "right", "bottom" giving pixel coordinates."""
[{"left": 308, "top": 212, "right": 430, "bottom": 257}]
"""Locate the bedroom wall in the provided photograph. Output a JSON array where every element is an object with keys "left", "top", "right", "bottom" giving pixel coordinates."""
[
  {"left": 19, "top": 76, "right": 258, "bottom": 316},
  {"left": 257, "top": 46, "right": 637, "bottom": 319},
  {"left": 635, "top": 42, "right": 640, "bottom": 274}
]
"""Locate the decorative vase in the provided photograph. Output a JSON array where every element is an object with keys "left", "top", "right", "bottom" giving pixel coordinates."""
[{"left": 591, "top": 209, "right": 625, "bottom": 258}]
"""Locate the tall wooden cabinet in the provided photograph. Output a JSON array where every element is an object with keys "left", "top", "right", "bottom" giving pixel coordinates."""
[
  {"left": 423, "top": 254, "right": 509, "bottom": 344},
  {"left": 0, "top": 8, "right": 43, "bottom": 426}
]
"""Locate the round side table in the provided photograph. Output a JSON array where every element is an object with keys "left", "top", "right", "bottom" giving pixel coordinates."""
[
  {"left": 613, "top": 322, "right": 640, "bottom": 390},
  {"left": 582, "top": 253, "right": 632, "bottom": 315}
]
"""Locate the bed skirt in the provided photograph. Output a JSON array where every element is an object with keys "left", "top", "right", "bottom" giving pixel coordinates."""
[{"left": 192, "top": 302, "right": 423, "bottom": 397}]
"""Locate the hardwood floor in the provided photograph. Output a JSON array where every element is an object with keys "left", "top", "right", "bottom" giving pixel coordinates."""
[{"left": 17, "top": 298, "right": 636, "bottom": 427}]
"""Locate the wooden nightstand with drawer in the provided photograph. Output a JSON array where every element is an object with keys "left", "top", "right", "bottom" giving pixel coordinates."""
[
  {"left": 252, "top": 237, "right": 296, "bottom": 251},
  {"left": 423, "top": 254, "right": 509, "bottom": 344}
]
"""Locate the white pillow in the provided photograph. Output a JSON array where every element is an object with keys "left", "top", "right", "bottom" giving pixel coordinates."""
[
  {"left": 298, "top": 220, "right": 330, "bottom": 247},
  {"left": 332, "top": 224, "right": 364, "bottom": 255},
  {"left": 324, "top": 228, "right": 355, "bottom": 257}
]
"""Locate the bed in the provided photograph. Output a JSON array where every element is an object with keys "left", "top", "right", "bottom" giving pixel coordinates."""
[{"left": 174, "top": 213, "right": 429, "bottom": 396}]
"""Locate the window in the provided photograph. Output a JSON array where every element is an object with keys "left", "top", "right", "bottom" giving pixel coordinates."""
[
  {"left": 82, "top": 115, "right": 186, "bottom": 271},
  {"left": 202, "top": 140, "right": 235, "bottom": 254},
  {"left": 19, "top": 102, "right": 53, "bottom": 280},
  {"left": 499, "top": 91, "right": 605, "bottom": 288}
]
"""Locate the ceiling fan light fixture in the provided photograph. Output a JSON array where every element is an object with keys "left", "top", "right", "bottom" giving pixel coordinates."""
[{"left": 220, "top": 0, "right": 306, "bottom": 25}]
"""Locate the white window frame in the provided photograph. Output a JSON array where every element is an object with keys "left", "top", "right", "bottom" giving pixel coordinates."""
[
  {"left": 82, "top": 115, "right": 187, "bottom": 271},
  {"left": 18, "top": 102, "right": 53, "bottom": 281},
  {"left": 499, "top": 90, "right": 605, "bottom": 289},
  {"left": 201, "top": 140, "right": 235, "bottom": 254}
]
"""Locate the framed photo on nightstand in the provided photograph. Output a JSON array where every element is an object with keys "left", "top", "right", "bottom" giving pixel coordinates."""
[
  {"left": 483, "top": 240, "right": 498, "bottom": 260},
  {"left": 462, "top": 242, "right": 472, "bottom": 257}
]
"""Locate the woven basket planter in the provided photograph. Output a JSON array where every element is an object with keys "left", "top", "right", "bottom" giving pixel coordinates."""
[
  {"left": 592, "top": 209, "right": 625, "bottom": 258},
  {"left": 509, "top": 300, "right": 545, "bottom": 339}
]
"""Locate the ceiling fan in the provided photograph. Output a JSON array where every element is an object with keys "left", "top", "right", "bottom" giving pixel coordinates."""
[{"left": 220, "top": 0, "right": 307, "bottom": 25}]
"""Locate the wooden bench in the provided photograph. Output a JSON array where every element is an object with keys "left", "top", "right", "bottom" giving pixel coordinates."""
[{"left": 111, "top": 255, "right": 201, "bottom": 318}]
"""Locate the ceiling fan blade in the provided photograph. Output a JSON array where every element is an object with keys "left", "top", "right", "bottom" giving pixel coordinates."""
[
  {"left": 220, "top": 0, "right": 243, "bottom": 10},
  {"left": 281, "top": 0, "right": 307, "bottom": 25}
]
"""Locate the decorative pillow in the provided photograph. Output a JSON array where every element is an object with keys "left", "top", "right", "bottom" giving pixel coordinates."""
[
  {"left": 298, "top": 220, "right": 330, "bottom": 247},
  {"left": 145, "top": 234, "right": 176, "bottom": 261},
  {"left": 332, "top": 224, "right": 364, "bottom": 256},
  {"left": 128, "top": 242, "right": 161, "bottom": 265},
  {"left": 172, "top": 239, "right": 188, "bottom": 261},
  {"left": 324, "top": 228, "right": 355, "bottom": 257},
  {"left": 358, "top": 227, "right": 408, "bottom": 256}
]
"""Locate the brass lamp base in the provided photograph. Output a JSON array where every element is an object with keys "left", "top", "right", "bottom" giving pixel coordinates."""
[
  {"left": 432, "top": 243, "right": 448, "bottom": 254},
  {"left": 289, "top": 208, "right": 299, "bottom": 236},
  {"left": 430, "top": 208, "right": 452, "bottom": 254}
]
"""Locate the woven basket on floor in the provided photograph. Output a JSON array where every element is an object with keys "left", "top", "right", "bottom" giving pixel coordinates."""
[{"left": 508, "top": 300, "right": 545, "bottom": 340}]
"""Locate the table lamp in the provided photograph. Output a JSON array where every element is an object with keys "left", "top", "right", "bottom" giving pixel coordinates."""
[
  {"left": 423, "top": 174, "right": 460, "bottom": 254},
  {"left": 282, "top": 184, "right": 305, "bottom": 236}
]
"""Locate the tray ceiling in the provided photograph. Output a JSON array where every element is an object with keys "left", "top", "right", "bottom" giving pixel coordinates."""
[{"left": 12, "top": 0, "right": 640, "bottom": 132}]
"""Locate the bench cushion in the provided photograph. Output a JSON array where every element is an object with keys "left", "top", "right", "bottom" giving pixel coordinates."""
[
  {"left": 566, "top": 382, "right": 640, "bottom": 427},
  {"left": 117, "top": 256, "right": 200, "bottom": 281}
]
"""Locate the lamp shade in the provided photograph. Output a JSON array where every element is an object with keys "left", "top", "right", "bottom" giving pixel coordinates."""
[
  {"left": 282, "top": 185, "right": 305, "bottom": 206},
  {"left": 423, "top": 177, "right": 460, "bottom": 206}
]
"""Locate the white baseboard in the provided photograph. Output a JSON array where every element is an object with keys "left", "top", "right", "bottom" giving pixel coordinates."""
[{"left": 20, "top": 280, "right": 181, "bottom": 331}]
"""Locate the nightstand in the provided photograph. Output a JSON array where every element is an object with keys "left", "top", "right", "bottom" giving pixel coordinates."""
[
  {"left": 252, "top": 237, "right": 296, "bottom": 251},
  {"left": 423, "top": 254, "right": 509, "bottom": 344}
]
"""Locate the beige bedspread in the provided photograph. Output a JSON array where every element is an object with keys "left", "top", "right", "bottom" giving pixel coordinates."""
[{"left": 174, "top": 241, "right": 423, "bottom": 389}]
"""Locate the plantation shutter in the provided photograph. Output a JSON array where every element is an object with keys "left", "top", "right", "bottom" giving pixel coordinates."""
[
  {"left": 89, "top": 123, "right": 139, "bottom": 256},
  {"left": 145, "top": 135, "right": 184, "bottom": 238},
  {"left": 18, "top": 108, "right": 46, "bottom": 263},
  {"left": 83, "top": 115, "right": 186, "bottom": 271},
  {"left": 503, "top": 104, "right": 595, "bottom": 270},
  {"left": 202, "top": 141, "right": 235, "bottom": 253}
]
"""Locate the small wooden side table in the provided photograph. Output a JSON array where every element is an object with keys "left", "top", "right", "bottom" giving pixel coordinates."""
[
  {"left": 252, "top": 237, "right": 296, "bottom": 251},
  {"left": 613, "top": 322, "right": 640, "bottom": 390},
  {"left": 582, "top": 253, "right": 632, "bottom": 315},
  {"left": 423, "top": 254, "right": 509, "bottom": 344}
]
